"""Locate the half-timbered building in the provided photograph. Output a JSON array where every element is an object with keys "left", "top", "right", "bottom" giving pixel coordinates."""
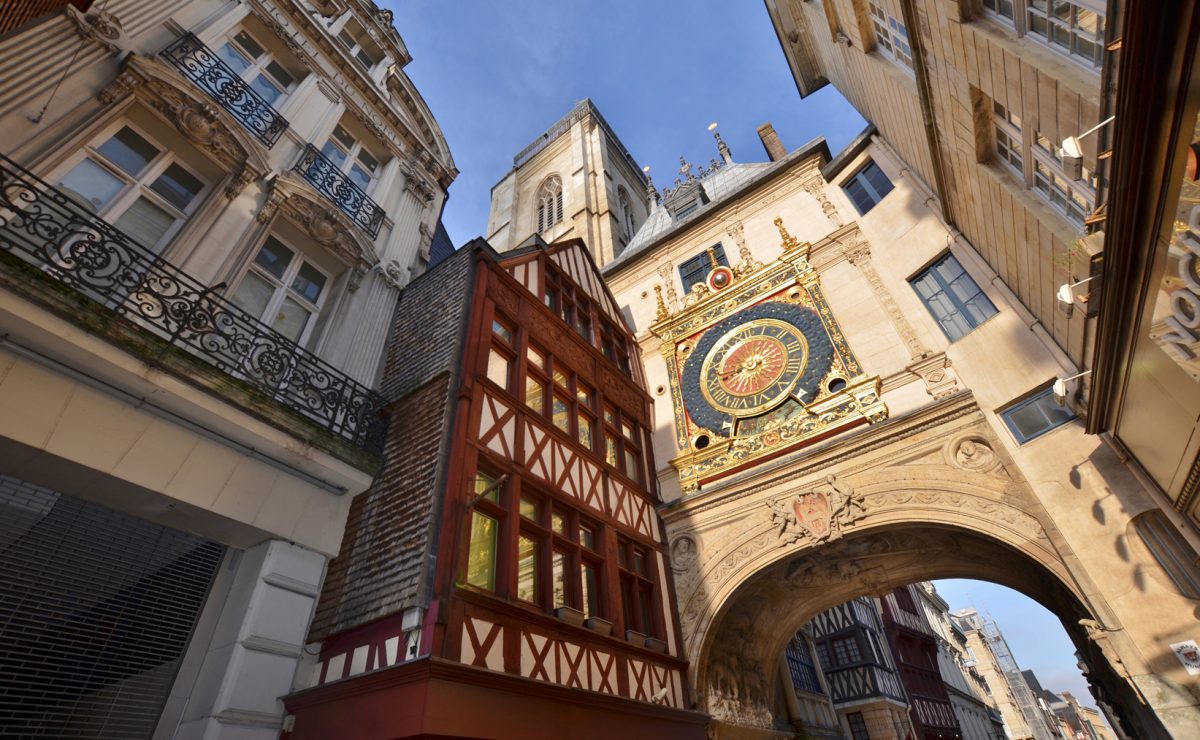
[{"left": 282, "top": 236, "right": 705, "bottom": 739}]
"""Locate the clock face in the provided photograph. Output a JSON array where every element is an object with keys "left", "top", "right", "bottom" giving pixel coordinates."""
[
  {"left": 679, "top": 301, "right": 834, "bottom": 435},
  {"left": 699, "top": 319, "right": 809, "bottom": 417}
]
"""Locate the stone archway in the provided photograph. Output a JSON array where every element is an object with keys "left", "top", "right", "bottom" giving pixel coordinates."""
[{"left": 661, "top": 393, "right": 1164, "bottom": 739}]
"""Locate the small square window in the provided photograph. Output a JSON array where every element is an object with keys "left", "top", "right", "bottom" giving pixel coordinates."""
[
  {"left": 842, "top": 160, "right": 894, "bottom": 215},
  {"left": 1000, "top": 386, "right": 1076, "bottom": 443}
]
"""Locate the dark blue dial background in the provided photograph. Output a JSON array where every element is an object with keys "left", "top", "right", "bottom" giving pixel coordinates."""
[{"left": 680, "top": 301, "right": 833, "bottom": 433}]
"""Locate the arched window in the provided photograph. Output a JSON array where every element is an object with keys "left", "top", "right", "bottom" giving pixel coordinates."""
[
  {"left": 618, "top": 186, "right": 635, "bottom": 241},
  {"left": 536, "top": 175, "right": 563, "bottom": 234}
]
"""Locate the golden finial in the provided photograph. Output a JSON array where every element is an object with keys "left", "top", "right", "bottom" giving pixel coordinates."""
[
  {"left": 706, "top": 246, "right": 720, "bottom": 269},
  {"left": 654, "top": 283, "right": 670, "bottom": 321},
  {"left": 775, "top": 216, "right": 800, "bottom": 250}
]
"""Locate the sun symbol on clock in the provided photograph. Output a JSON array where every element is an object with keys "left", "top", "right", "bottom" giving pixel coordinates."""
[{"left": 717, "top": 337, "right": 787, "bottom": 395}]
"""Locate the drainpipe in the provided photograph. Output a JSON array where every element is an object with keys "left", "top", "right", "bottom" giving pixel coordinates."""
[{"left": 900, "top": 0, "right": 954, "bottom": 227}]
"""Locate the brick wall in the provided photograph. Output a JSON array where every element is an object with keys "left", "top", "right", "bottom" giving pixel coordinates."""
[{"left": 310, "top": 246, "right": 479, "bottom": 640}]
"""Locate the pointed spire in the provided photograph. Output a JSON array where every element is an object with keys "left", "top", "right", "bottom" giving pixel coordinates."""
[
  {"left": 775, "top": 216, "right": 800, "bottom": 250},
  {"left": 654, "top": 284, "right": 670, "bottom": 321},
  {"left": 643, "top": 166, "right": 659, "bottom": 208},
  {"left": 709, "top": 122, "right": 733, "bottom": 164},
  {"left": 707, "top": 246, "right": 720, "bottom": 269},
  {"left": 679, "top": 156, "right": 696, "bottom": 183}
]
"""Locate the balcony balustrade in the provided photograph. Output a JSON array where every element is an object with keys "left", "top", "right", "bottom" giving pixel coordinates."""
[
  {"left": 294, "top": 144, "right": 385, "bottom": 239},
  {"left": 161, "top": 32, "right": 289, "bottom": 149},
  {"left": 0, "top": 152, "right": 385, "bottom": 454}
]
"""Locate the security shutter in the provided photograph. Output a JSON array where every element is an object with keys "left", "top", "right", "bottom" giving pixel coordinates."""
[{"left": 0, "top": 475, "right": 225, "bottom": 739}]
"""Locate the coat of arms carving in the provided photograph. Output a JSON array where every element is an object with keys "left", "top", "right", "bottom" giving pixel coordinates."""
[{"left": 767, "top": 475, "right": 865, "bottom": 545}]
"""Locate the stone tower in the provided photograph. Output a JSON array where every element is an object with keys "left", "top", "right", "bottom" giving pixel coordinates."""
[{"left": 487, "top": 99, "right": 650, "bottom": 266}]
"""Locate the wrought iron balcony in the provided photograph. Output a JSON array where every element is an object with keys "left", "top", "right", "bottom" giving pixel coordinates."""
[
  {"left": 294, "top": 144, "right": 385, "bottom": 239},
  {"left": 161, "top": 33, "right": 288, "bottom": 149},
  {"left": 0, "top": 152, "right": 385, "bottom": 454}
]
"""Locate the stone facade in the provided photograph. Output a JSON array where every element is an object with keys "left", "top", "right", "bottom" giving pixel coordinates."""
[
  {"left": 487, "top": 99, "right": 651, "bottom": 266},
  {"left": 0, "top": 1, "right": 453, "bottom": 736}
]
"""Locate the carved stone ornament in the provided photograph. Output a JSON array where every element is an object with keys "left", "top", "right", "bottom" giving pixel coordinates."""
[
  {"left": 96, "top": 56, "right": 269, "bottom": 199},
  {"left": 373, "top": 259, "right": 408, "bottom": 290},
  {"left": 401, "top": 159, "right": 437, "bottom": 205},
  {"left": 705, "top": 599, "right": 774, "bottom": 728},
  {"left": 725, "top": 220, "right": 762, "bottom": 277},
  {"left": 946, "top": 434, "right": 1000, "bottom": 474},
  {"left": 766, "top": 474, "right": 866, "bottom": 546},
  {"left": 66, "top": 4, "right": 126, "bottom": 54},
  {"left": 417, "top": 222, "right": 434, "bottom": 261},
  {"left": 257, "top": 174, "right": 377, "bottom": 286},
  {"left": 801, "top": 176, "right": 844, "bottom": 227},
  {"left": 669, "top": 534, "right": 699, "bottom": 572}
]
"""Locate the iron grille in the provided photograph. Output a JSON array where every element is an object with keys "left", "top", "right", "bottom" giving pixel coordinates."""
[
  {"left": 161, "top": 32, "right": 289, "bottom": 149},
  {"left": 0, "top": 152, "right": 386, "bottom": 453},
  {"left": 294, "top": 143, "right": 385, "bottom": 239},
  {"left": 0, "top": 475, "right": 225, "bottom": 738}
]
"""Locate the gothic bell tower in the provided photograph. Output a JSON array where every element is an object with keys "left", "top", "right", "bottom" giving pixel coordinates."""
[{"left": 486, "top": 99, "right": 651, "bottom": 266}]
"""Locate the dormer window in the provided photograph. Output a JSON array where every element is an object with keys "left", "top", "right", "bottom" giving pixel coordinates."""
[
  {"left": 536, "top": 175, "right": 564, "bottom": 234},
  {"left": 337, "top": 19, "right": 382, "bottom": 70}
]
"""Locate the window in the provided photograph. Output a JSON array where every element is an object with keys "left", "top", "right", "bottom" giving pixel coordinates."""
[
  {"left": 229, "top": 235, "right": 330, "bottom": 343},
  {"left": 321, "top": 124, "right": 380, "bottom": 192},
  {"left": 785, "top": 634, "right": 825, "bottom": 695},
  {"left": 1032, "top": 130, "right": 1097, "bottom": 226},
  {"left": 842, "top": 160, "right": 895, "bottom": 215},
  {"left": 216, "top": 29, "right": 296, "bottom": 106},
  {"left": 893, "top": 585, "right": 919, "bottom": 613},
  {"left": 485, "top": 312, "right": 516, "bottom": 391},
  {"left": 516, "top": 488, "right": 607, "bottom": 617},
  {"left": 1133, "top": 510, "right": 1200, "bottom": 600},
  {"left": 603, "top": 405, "right": 645, "bottom": 484},
  {"left": 466, "top": 471, "right": 504, "bottom": 591},
  {"left": 868, "top": 0, "right": 913, "bottom": 69},
  {"left": 56, "top": 124, "right": 206, "bottom": 252},
  {"left": 618, "top": 536, "right": 659, "bottom": 637},
  {"left": 678, "top": 244, "right": 727, "bottom": 294},
  {"left": 536, "top": 175, "right": 564, "bottom": 234},
  {"left": 847, "top": 712, "right": 871, "bottom": 740},
  {"left": 999, "top": 386, "right": 1076, "bottom": 443},
  {"left": 981, "top": 0, "right": 1016, "bottom": 22},
  {"left": 910, "top": 254, "right": 998, "bottom": 341},
  {"left": 1026, "top": 0, "right": 1104, "bottom": 67},
  {"left": 994, "top": 101, "right": 1024, "bottom": 176},
  {"left": 617, "top": 186, "right": 636, "bottom": 242},
  {"left": 336, "top": 18, "right": 382, "bottom": 70},
  {"left": 544, "top": 266, "right": 592, "bottom": 342},
  {"left": 831, "top": 636, "right": 863, "bottom": 665}
]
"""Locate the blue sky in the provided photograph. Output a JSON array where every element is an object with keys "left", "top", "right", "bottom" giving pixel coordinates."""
[{"left": 387, "top": 0, "right": 867, "bottom": 246}]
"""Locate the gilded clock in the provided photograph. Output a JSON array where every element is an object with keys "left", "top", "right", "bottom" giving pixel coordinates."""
[{"left": 680, "top": 301, "right": 834, "bottom": 433}]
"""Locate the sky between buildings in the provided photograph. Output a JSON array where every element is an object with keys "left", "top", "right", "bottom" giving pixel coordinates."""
[
  {"left": 387, "top": 0, "right": 868, "bottom": 246},
  {"left": 934, "top": 579, "right": 1105, "bottom": 716}
]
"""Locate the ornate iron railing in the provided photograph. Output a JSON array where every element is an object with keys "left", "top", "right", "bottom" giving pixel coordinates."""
[
  {"left": 161, "top": 32, "right": 289, "bottom": 149},
  {"left": 0, "top": 152, "right": 385, "bottom": 454},
  {"left": 294, "top": 144, "right": 385, "bottom": 239}
]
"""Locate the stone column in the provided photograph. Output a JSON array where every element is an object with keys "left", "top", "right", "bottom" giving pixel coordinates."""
[{"left": 174, "top": 540, "right": 325, "bottom": 740}]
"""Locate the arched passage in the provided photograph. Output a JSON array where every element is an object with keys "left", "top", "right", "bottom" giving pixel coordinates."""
[{"left": 661, "top": 395, "right": 1167, "bottom": 739}]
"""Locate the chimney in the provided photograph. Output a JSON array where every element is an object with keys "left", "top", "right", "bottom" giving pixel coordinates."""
[{"left": 757, "top": 123, "right": 787, "bottom": 162}]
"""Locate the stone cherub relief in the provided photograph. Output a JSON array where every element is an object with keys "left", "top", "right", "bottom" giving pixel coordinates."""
[{"left": 766, "top": 474, "right": 866, "bottom": 546}]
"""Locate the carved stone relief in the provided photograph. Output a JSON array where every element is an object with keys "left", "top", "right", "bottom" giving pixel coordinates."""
[
  {"left": 766, "top": 474, "right": 865, "bottom": 546},
  {"left": 801, "top": 176, "right": 844, "bottom": 228},
  {"left": 67, "top": 5, "right": 127, "bottom": 54}
]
